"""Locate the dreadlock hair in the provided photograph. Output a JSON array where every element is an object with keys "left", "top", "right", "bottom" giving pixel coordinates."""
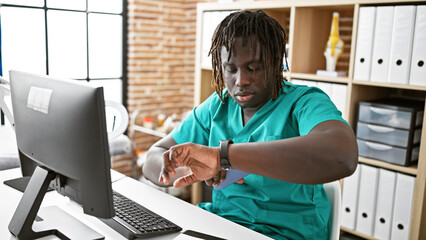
[{"left": 209, "top": 10, "right": 289, "bottom": 103}]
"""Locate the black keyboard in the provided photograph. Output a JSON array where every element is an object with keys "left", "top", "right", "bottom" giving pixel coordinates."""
[{"left": 100, "top": 191, "right": 182, "bottom": 239}]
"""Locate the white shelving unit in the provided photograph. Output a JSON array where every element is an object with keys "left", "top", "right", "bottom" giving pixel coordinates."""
[{"left": 194, "top": 1, "right": 426, "bottom": 239}]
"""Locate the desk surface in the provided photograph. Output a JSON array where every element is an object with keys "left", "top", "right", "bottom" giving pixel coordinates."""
[{"left": 0, "top": 168, "right": 271, "bottom": 240}]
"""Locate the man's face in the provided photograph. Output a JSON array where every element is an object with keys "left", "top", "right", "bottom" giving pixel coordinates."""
[{"left": 220, "top": 37, "right": 273, "bottom": 111}]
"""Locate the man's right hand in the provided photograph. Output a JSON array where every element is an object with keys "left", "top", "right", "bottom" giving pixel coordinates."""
[{"left": 158, "top": 142, "right": 223, "bottom": 188}]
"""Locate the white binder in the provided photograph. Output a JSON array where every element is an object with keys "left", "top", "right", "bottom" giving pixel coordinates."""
[
  {"left": 331, "top": 83, "right": 347, "bottom": 116},
  {"left": 373, "top": 168, "right": 396, "bottom": 240},
  {"left": 316, "top": 82, "right": 332, "bottom": 97},
  {"left": 388, "top": 6, "right": 416, "bottom": 84},
  {"left": 292, "top": 79, "right": 317, "bottom": 87},
  {"left": 391, "top": 173, "right": 415, "bottom": 240},
  {"left": 355, "top": 164, "right": 379, "bottom": 236},
  {"left": 341, "top": 164, "right": 361, "bottom": 230},
  {"left": 290, "top": 79, "right": 307, "bottom": 85},
  {"left": 370, "top": 6, "right": 394, "bottom": 83},
  {"left": 353, "top": 7, "right": 376, "bottom": 81},
  {"left": 409, "top": 6, "right": 426, "bottom": 86}
]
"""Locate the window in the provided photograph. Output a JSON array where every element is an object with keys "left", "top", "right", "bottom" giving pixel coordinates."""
[{"left": 0, "top": 0, "right": 127, "bottom": 109}]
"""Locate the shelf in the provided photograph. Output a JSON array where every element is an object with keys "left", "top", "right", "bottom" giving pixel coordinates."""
[
  {"left": 200, "top": 70, "right": 426, "bottom": 92},
  {"left": 198, "top": 70, "right": 349, "bottom": 84},
  {"left": 358, "top": 157, "right": 418, "bottom": 176},
  {"left": 195, "top": 2, "right": 426, "bottom": 239},
  {"left": 340, "top": 226, "right": 379, "bottom": 240},
  {"left": 290, "top": 72, "right": 349, "bottom": 84},
  {"left": 291, "top": 6, "right": 354, "bottom": 75},
  {"left": 199, "top": 0, "right": 422, "bottom": 11},
  {"left": 352, "top": 80, "right": 426, "bottom": 92},
  {"left": 132, "top": 125, "right": 167, "bottom": 138}
]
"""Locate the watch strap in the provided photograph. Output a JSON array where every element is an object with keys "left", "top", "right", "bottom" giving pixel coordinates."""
[{"left": 220, "top": 140, "right": 233, "bottom": 170}]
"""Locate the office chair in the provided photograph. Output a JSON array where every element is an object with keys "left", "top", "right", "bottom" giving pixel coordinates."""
[
  {"left": 0, "top": 76, "right": 14, "bottom": 129},
  {"left": 0, "top": 76, "right": 19, "bottom": 170},
  {"left": 324, "top": 180, "right": 342, "bottom": 240}
]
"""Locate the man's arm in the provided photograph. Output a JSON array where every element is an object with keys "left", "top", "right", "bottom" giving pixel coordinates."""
[
  {"left": 229, "top": 120, "right": 358, "bottom": 184},
  {"left": 142, "top": 134, "right": 191, "bottom": 187},
  {"left": 164, "top": 120, "right": 358, "bottom": 188}
]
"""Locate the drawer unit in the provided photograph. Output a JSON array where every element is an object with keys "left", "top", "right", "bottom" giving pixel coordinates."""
[
  {"left": 356, "top": 99, "right": 424, "bottom": 166},
  {"left": 358, "top": 99, "right": 424, "bottom": 130},
  {"left": 356, "top": 122, "right": 422, "bottom": 148},
  {"left": 357, "top": 139, "right": 419, "bottom": 166}
]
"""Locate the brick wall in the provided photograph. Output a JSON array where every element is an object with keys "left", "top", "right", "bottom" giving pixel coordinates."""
[
  {"left": 125, "top": 1, "right": 353, "bottom": 153},
  {"left": 127, "top": 0, "right": 215, "bottom": 151}
]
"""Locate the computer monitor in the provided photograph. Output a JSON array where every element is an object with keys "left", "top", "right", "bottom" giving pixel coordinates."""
[{"left": 7, "top": 70, "right": 115, "bottom": 239}]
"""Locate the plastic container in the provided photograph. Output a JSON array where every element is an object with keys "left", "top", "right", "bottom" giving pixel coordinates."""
[
  {"left": 356, "top": 122, "right": 421, "bottom": 148},
  {"left": 357, "top": 139, "right": 419, "bottom": 166},
  {"left": 358, "top": 99, "right": 424, "bottom": 130}
]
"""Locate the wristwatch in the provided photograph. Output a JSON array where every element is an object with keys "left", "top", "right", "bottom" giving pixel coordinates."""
[{"left": 219, "top": 140, "right": 233, "bottom": 170}]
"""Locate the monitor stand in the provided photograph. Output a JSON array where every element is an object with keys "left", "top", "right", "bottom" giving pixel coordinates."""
[
  {"left": 8, "top": 166, "right": 104, "bottom": 240},
  {"left": 4, "top": 152, "right": 54, "bottom": 193},
  {"left": 4, "top": 176, "right": 53, "bottom": 193}
]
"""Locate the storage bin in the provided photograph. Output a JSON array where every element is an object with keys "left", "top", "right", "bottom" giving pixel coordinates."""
[
  {"left": 357, "top": 139, "right": 419, "bottom": 166},
  {"left": 356, "top": 122, "right": 421, "bottom": 148},
  {"left": 358, "top": 99, "right": 424, "bottom": 130}
]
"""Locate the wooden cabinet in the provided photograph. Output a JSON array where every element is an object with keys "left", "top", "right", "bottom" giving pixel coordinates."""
[{"left": 194, "top": 1, "right": 426, "bottom": 239}]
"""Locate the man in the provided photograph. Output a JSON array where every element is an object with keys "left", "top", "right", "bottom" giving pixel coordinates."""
[{"left": 143, "top": 10, "right": 358, "bottom": 239}]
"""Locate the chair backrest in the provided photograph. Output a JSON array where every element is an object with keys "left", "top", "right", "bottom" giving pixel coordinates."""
[
  {"left": 104, "top": 100, "right": 129, "bottom": 140},
  {"left": 104, "top": 101, "right": 131, "bottom": 156},
  {"left": 0, "top": 76, "right": 14, "bottom": 129},
  {"left": 323, "top": 180, "right": 342, "bottom": 240}
]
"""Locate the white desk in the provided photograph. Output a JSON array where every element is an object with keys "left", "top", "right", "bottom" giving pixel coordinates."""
[{"left": 0, "top": 168, "right": 271, "bottom": 240}]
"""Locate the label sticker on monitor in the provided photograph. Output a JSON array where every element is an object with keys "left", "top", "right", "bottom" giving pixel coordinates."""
[{"left": 27, "top": 86, "right": 53, "bottom": 114}]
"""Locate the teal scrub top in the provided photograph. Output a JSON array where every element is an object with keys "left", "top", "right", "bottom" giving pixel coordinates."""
[{"left": 171, "top": 82, "right": 348, "bottom": 239}]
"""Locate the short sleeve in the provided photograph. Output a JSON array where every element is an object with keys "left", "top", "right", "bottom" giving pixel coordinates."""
[
  {"left": 292, "top": 88, "right": 348, "bottom": 136},
  {"left": 171, "top": 93, "right": 217, "bottom": 145}
]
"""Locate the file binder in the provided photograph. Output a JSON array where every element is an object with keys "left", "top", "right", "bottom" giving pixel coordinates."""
[
  {"left": 409, "top": 6, "right": 426, "bottom": 86},
  {"left": 353, "top": 7, "right": 376, "bottom": 81},
  {"left": 388, "top": 6, "right": 416, "bottom": 84},
  {"left": 391, "top": 173, "right": 415, "bottom": 240},
  {"left": 373, "top": 168, "right": 396, "bottom": 240},
  {"left": 316, "top": 82, "right": 332, "bottom": 97},
  {"left": 291, "top": 79, "right": 317, "bottom": 87},
  {"left": 341, "top": 164, "right": 361, "bottom": 230},
  {"left": 370, "top": 6, "right": 394, "bottom": 83},
  {"left": 304, "top": 80, "right": 317, "bottom": 87},
  {"left": 355, "top": 164, "right": 379, "bottom": 236},
  {"left": 331, "top": 84, "right": 347, "bottom": 116},
  {"left": 290, "top": 79, "right": 308, "bottom": 86}
]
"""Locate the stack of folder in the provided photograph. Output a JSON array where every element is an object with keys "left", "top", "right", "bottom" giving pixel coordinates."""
[
  {"left": 353, "top": 5, "right": 426, "bottom": 86},
  {"left": 341, "top": 164, "right": 415, "bottom": 240}
]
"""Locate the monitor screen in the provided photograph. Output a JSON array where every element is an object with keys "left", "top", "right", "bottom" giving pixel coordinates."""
[{"left": 7, "top": 70, "right": 115, "bottom": 238}]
